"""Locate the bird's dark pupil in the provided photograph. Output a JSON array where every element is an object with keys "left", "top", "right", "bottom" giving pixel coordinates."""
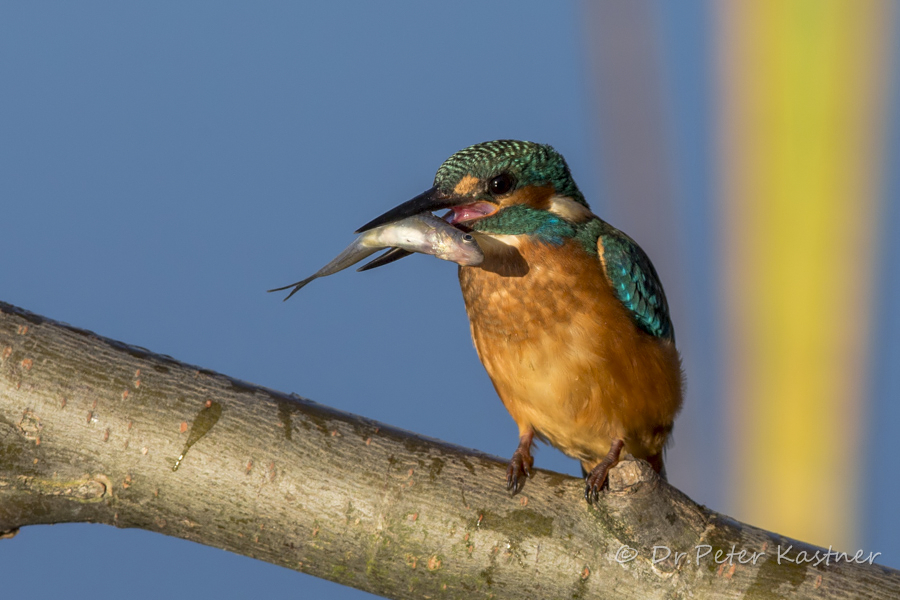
[{"left": 490, "top": 174, "right": 513, "bottom": 195}]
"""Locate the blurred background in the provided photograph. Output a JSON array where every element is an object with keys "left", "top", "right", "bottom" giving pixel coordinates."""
[{"left": 1, "top": 1, "right": 897, "bottom": 597}]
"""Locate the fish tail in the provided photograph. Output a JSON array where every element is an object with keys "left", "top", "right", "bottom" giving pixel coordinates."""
[{"left": 267, "top": 277, "right": 314, "bottom": 301}]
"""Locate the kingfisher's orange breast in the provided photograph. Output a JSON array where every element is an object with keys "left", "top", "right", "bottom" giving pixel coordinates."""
[{"left": 459, "top": 234, "right": 683, "bottom": 467}]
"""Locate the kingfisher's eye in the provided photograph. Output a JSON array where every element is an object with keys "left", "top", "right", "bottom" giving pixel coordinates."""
[{"left": 488, "top": 173, "right": 515, "bottom": 196}]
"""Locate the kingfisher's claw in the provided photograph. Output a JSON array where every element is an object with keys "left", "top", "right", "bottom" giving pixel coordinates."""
[
  {"left": 584, "top": 465, "right": 612, "bottom": 504},
  {"left": 506, "top": 447, "right": 533, "bottom": 495},
  {"left": 584, "top": 439, "right": 625, "bottom": 505}
]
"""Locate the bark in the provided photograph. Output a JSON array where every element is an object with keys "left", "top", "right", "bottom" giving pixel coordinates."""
[{"left": 0, "top": 300, "right": 897, "bottom": 599}]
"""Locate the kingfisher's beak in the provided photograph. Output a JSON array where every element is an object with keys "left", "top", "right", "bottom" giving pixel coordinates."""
[
  {"left": 355, "top": 186, "right": 464, "bottom": 233},
  {"left": 357, "top": 247, "right": 412, "bottom": 271}
]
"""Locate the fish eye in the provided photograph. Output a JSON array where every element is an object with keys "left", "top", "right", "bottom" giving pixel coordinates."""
[
  {"left": 463, "top": 234, "right": 474, "bottom": 242},
  {"left": 489, "top": 173, "right": 515, "bottom": 196}
]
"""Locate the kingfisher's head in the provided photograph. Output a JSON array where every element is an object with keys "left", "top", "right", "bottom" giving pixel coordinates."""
[{"left": 356, "top": 140, "right": 593, "bottom": 235}]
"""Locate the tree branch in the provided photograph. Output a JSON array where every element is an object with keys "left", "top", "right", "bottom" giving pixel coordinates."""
[{"left": 0, "top": 301, "right": 897, "bottom": 599}]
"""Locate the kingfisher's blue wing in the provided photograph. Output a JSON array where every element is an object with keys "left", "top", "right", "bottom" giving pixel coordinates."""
[{"left": 596, "top": 227, "right": 674, "bottom": 341}]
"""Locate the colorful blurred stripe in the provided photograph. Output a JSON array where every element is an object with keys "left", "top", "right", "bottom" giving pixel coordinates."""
[
  {"left": 717, "top": 0, "right": 894, "bottom": 549},
  {"left": 586, "top": 0, "right": 897, "bottom": 555}
]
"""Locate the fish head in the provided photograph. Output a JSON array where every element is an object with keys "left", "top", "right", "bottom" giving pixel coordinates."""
[{"left": 430, "top": 228, "right": 484, "bottom": 266}]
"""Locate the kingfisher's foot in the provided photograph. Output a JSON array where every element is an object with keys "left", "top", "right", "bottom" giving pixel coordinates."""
[
  {"left": 506, "top": 432, "right": 535, "bottom": 495},
  {"left": 506, "top": 448, "right": 533, "bottom": 495},
  {"left": 584, "top": 439, "right": 625, "bottom": 504}
]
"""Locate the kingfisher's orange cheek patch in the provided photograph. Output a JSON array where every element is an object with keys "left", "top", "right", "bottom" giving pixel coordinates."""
[{"left": 453, "top": 175, "right": 480, "bottom": 196}]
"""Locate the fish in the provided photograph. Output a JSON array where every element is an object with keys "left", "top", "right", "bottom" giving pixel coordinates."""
[{"left": 268, "top": 213, "right": 483, "bottom": 301}]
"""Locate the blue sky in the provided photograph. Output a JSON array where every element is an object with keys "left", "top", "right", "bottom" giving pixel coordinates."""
[
  {"left": 1, "top": 2, "right": 897, "bottom": 598},
  {"left": 0, "top": 3, "right": 592, "bottom": 598}
]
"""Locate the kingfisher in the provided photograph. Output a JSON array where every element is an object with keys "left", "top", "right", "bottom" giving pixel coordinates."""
[{"left": 356, "top": 140, "right": 683, "bottom": 502}]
